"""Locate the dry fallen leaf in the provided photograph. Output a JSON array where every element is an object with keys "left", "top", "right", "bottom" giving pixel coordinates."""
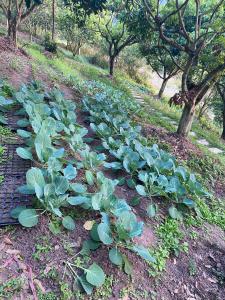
[
  {"left": 34, "top": 279, "right": 46, "bottom": 293},
  {"left": 6, "top": 249, "right": 21, "bottom": 255},
  {"left": 208, "top": 277, "right": 218, "bottom": 284},
  {"left": 3, "top": 237, "right": 13, "bottom": 245},
  {"left": 83, "top": 220, "right": 95, "bottom": 231}
]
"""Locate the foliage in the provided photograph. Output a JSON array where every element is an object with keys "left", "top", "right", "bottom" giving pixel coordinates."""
[
  {"left": 58, "top": 8, "right": 91, "bottom": 56},
  {"left": 82, "top": 80, "right": 207, "bottom": 218},
  {"left": 42, "top": 33, "right": 57, "bottom": 53},
  {"left": 88, "top": 0, "right": 137, "bottom": 75}
]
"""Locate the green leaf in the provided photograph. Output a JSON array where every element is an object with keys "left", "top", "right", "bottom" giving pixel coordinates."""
[
  {"left": 26, "top": 167, "right": 45, "bottom": 188},
  {"left": 90, "top": 224, "right": 101, "bottom": 242},
  {"left": 17, "top": 129, "right": 31, "bottom": 138},
  {"left": 86, "top": 170, "right": 94, "bottom": 185},
  {"left": 97, "top": 223, "right": 113, "bottom": 245},
  {"left": 63, "top": 164, "right": 77, "bottom": 180},
  {"left": 123, "top": 255, "right": 133, "bottom": 275},
  {"left": 135, "top": 185, "right": 147, "bottom": 196},
  {"left": 70, "top": 183, "right": 87, "bottom": 194},
  {"left": 168, "top": 206, "right": 182, "bottom": 220},
  {"left": 147, "top": 204, "right": 158, "bottom": 218},
  {"left": 67, "top": 196, "right": 89, "bottom": 206},
  {"left": 130, "top": 196, "right": 140, "bottom": 207},
  {"left": 78, "top": 274, "right": 93, "bottom": 295},
  {"left": 109, "top": 248, "right": 123, "bottom": 266},
  {"left": 126, "top": 178, "right": 135, "bottom": 189},
  {"left": 49, "top": 222, "right": 61, "bottom": 235},
  {"left": 54, "top": 176, "right": 69, "bottom": 195},
  {"left": 80, "top": 241, "right": 91, "bottom": 256},
  {"left": 18, "top": 209, "right": 38, "bottom": 228},
  {"left": 62, "top": 216, "right": 75, "bottom": 231},
  {"left": 118, "top": 177, "right": 126, "bottom": 186},
  {"left": 85, "top": 263, "right": 105, "bottom": 287},
  {"left": 17, "top": 119, "right": 30, "bottom": 127},
  {"left": 0, "top": 114, "right": 8, "bottom": 125},
  {"left": 26, "top": 168, "right": 45, "bottom": 198},
  {"left": 16, "top": 185, "right": 35, "bottom": 195},
  {"left": 132, "top": 245, "right": 156, "bottom": 263},
  {"left": 183, "top": 198, "right": 196, "bottom": 208},
  {"left": 86, "top": 239, "right": 101, "bottom": 250},
  {"left": 16, "top": 147, "right": 33, "bottom": 160},
  {"left": 10, "top": 206, "right": 26, "bottom": 219}
]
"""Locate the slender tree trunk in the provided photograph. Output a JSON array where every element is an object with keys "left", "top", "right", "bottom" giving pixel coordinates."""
[
  {"left": 109, "top": 56, "right": 115, "bottom": 76},
  {"left": 52, "top": 0, "right": 55, "bottom": 40},
  {"left": 158, "top": 78, "right": 169, "bottom": 98},
  {"left": 7, "top": 18, "right": 18, "bottom": 45},
  {"left": 177, "top": 102, "right": 196, "bottom": 137},
  {"left": 221, "top": 96, "right": 225, "bottom": 140}
]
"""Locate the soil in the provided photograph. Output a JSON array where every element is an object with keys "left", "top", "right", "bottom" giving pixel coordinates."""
[
  {"left": 0, "top": 42, "right": 224, "bottom": 300},
  {"left": 141, "top": 123, "right": 202, "bottom": 161}
]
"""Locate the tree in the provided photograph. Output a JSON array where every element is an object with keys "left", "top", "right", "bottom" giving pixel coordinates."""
[
  {"left": 140, "top": 42, "right": 181, "bottom": 98},
  {"left": 89, "top": 1, "right": 137, "bottom": 76},
  {"left": 58, "top": 8, "right": 90, "bottom": 55},
  {"left": 216, "top": 77, "right": 225, "bottom": 140},
  {"left": 141, "top": 0, "right": 225, "bottom": 137},
  {"left": 0, "top": 0, "right": 42, "bottom": 45}
]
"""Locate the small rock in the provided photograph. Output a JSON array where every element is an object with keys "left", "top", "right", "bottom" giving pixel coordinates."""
[
  {"left": 205, "top": 264, "right": 212, "bottom": 269},
  {"left": 196, "top": 139, "right": 209, "bottom": 146},
  {"left": 208, "top": 147, "right": 223, "bottom": 154}
]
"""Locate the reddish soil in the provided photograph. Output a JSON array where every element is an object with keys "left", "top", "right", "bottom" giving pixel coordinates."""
[
  {"left": 141, "top": 123, "right": 202, "bottom": 161},
  {"left": 0, "top": 43, "right": 224, "bottom": 300}
]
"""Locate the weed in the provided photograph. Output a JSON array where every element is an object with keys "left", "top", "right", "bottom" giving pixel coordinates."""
[
  {"left": 33, "top": 242, "right": 52, "bottom": 261},
  {"left": 92, "top": 275, "right": 114, "bottom": 299},
  {"left": 59, "top": 282, "right": 73, "bottom": 300},
  {"left": 41, "top": 267, "right": 59, "bottom": 280},
  {"left": 37, "top": 289, "right": 58, "bottom": 300},
  {"left": 189, "top": 230, "right": 198, "bottom": 240},
  {"left": 63, "top": 242, "right": 75, "bottom": 256},
  {"left": 0, "top": 277, "right": 24, "bottom": 298},
  {"left": 0, "top": 125, "right": 14, "bottom": 137},
  {"left": 196, "top": 198, "right": 225, "bottom": 230},
  {"left": 156, "top": 219, "right": 188, "bottom": 256},
  {"left": 188, "top": 259, "right": 197, "bottom": 276},
  {"left": 9, "top": 57, "right": 22, "bottom": 71},
  {"left": 148, "top": 219, "right": 188, "bottom": 277}
]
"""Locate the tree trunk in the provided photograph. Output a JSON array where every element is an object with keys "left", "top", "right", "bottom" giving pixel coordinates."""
[
  {"left": 8, "top": 18, "right": 18, "bottom": 45},
  {"left": 177, "top": 103, "right": 196, "bottom": 137},
  {"left": 52, "top": 0, "right": 55, "bottom": 40},
  {"left": 158, "top": 78, "right": 169, "bottom": 98},
  {"left": 109, "top": 56, "right": 115, "bottom": 76},
  {"left": 221, "top": 98, "right": 225, "bottom": 140}
]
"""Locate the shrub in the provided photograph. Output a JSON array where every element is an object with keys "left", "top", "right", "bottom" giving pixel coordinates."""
[{"left": 42, "top": 33, "right": 57, "bottom": 53}]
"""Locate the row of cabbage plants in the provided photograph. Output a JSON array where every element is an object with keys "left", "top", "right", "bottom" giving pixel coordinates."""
[
  {"left": 81, "top": 81, "right": 208, "bottom": 219},
  {"left": 3, "top": 82, "right": 155, "bottom": 293}
]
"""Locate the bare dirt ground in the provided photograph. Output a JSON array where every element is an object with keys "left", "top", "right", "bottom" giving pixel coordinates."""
[{"left": 0, "top": 41, "right": 224, "bottom": 300}]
